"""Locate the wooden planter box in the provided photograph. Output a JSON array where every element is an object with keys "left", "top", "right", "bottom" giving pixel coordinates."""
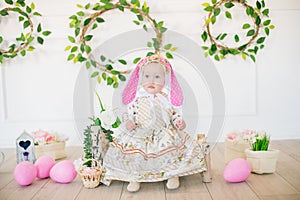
[{"left": 35, "top": 142, "right": 67, "bottom": 160}]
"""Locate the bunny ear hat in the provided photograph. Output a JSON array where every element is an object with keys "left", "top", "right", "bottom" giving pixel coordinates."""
[{"left": 122, "top": 55, "right": 183, "bottom": 107}]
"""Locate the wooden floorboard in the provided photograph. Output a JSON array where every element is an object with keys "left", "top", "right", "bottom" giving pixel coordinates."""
[{"left": 0, "top": 140, "right": 299, "bottom": 200}]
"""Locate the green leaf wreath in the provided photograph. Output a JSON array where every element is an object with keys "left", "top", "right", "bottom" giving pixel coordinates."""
[
  {"left": 66, "top": 0, "right": 176, "bottom": 88},
  {"left": 201, "top": 0, "right": 274, "bottom": 62},
  {"left": 0, "top": 0, "right": 51, "bottom": 63}
]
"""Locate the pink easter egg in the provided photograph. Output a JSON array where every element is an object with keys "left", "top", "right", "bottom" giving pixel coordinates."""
[
  {"left": 35, "top": 155, "right": 56, "bottom": 179},
  {"left": 223, "top": 158, "right": 251, "bottom": 183},
  {"left": 50, "top": 160, "right": 77, "bottom": 183},
  {"left": 14, "top": 161, "right": 37, "bottom": 186}
]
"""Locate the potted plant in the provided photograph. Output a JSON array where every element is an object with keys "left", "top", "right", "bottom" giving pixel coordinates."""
[
  {"left": 245, "top": 131, "right": 279, "bottom": 174},
  {"left": 225, "top": 130, "right": 254, "bottom": 164}
]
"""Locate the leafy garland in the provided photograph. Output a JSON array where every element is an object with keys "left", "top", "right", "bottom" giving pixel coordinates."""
[
  {"left": 66, "top": 0, "right": 176, "bottom": 88},
  {"left": 0, "top": 0, "right": 51, "bottom": 64},
  {"left": 201, "top": 0, "right": 274, "bottom": 62}
]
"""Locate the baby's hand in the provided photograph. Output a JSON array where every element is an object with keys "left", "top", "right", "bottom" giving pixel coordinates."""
[
  {"left": 126, "top": 120, "right": 137, "bottom": 131},
  {"left": 176, "top": 120, "right": 186, "bottom": 131}
]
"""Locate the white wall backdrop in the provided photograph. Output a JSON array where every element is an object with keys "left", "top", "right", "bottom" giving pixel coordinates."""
[{"left": 1, "top": 0, "right": 300, "bottom": 147}]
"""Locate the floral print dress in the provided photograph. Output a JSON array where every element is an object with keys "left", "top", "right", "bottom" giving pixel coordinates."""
[{"left": 103, "top": 94, "right": 206, "bottom": 182}]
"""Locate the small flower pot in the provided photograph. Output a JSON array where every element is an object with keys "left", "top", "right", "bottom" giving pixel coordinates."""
[
  {"left": 35, "top": 141, "right": 67, "bottom": 160},
  {"left": 245, "top": 148, "right": 279, "bottom": 174}
]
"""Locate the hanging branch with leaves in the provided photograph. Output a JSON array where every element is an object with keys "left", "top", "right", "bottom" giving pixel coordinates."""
[
  {"left": 66, "top": 0, "right": 176, "bottom": 88},
  {"left": 0, "top": 0, "right": 52, "bottom": 64},
  {"left": 201, "top": 0, "right": 274, "bottom": 62}
]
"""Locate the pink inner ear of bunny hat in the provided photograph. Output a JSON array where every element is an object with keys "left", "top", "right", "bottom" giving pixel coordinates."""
[{"left": 122, "top": 55, "right": 184, "bottom": 107}]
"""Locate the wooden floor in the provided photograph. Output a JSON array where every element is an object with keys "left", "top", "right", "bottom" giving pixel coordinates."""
[{"left": 0, "top": 140, "right": 300, "bottom": 200}]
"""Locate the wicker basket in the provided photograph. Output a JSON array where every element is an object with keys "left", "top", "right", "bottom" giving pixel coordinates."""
[{"left": 79, "top": 159, "right": 102, "bottom": 189}]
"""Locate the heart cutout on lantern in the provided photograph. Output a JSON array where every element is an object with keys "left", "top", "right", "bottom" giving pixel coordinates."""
[{"left": 19, "top": 140, "right": 31, "bottom": 150}]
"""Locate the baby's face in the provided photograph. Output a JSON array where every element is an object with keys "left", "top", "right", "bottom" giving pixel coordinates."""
[{"left": 141, "top": 63, "right": 165, "bottom": 94}]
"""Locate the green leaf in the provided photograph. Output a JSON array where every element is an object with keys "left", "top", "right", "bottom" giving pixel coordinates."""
[
  {"left": 246, "top": 29, "right": 255, "bottom": 37},
  {"left": 77, "top": 11, "right": 85, "bottom": 16},
  {"left": 143, "top": 24, "right": 148, "bottom": 31},
  {"left": 111, "top": 70, "right": 120, "bottom": 75},
  {"left": 250, "top": 54, "right": 256, "bottom": 62},
  {"left": 112, "top": 117, "right": 121, "bottom": 128},
  {"left": 0, "top": 36, "right": 2, "bottom": 44},
  {"left": 37, "top": 37, "right": 44, "bottom": 44},
  {"left": 225, "top": 2, "right": 234, "bottom": 8},
  {"left": 118, "top": 5, "right": 125, "bottom": 12},
  {"left": 146, "top": 52, "right": 155, "bottom": 57},
  {"left": 118, "top": 74, "right": 126, "bottom": 81},
  {"left": 75, "top": 28, "right": 80, "bottom": 37},
  {"left": 229, "top": 49, "right": 239, "bottom": 55},
  {"left": 147, "top": 42, "right": 152, "bottom": 47},
  {"left": 242, "top": 23, "right": 251, "bottom": 29},
  {"left": 96, "top": 17, "right": 105, "bottom": 23},
  {"left": 133, "top": 20, "right": 140, "bottom": 25},
  {"left": 220, "top": 33, "right": 227, "bottom": 40},
  {"left": 85, "top": 3, "right": 91, "bottom": 9},
  {"left": 68, "top": 54, "right": 75, "bottom": 60},
  {"left": 37, "top": 23, "right": 42, "bottom": 32},
  {"left": 255, "top": 16, "right": 261, "bottom": 25},
  {"left": 84, "top": 35, "right": 93, "bottom": 41},
  {"left": 105, "top": 64, "right": 113, "bottom": 70},
  {"left": 210, "top": 44, "right": 217, "bottom": 54},
  {"left": 118, "top": 59, "right": 127, "bottom": 65},
  {"left": 91, "top": 71, "right": 99, "bottom": 78},
  {"left": 84, "top": 18, "right": 92, "bottom": 26},
  {"left": 86, "top": 61, "right": 91, "bottom": 69},
  {"left": 262, "top": 9, "right": 269, "bottom": 16},
  {"left": 102, "top": 72, "right": 107, "bottom": 80},
  {"left": 20, "top": 50, "right": 26, "bottom": 56},
  {"left": 0, "top": 9, "right": 9, "bottom": 16},
  {"left": 152, "top": 38, "right": 159, "bottom": 50},
  {"left": 18, "top": 16, "right": 24, "bottom": 22},
  {"left": 202, "top": 3, "right": 210, "bottom": 7},
  {"left": 263, "top": 19, "right": 271, "bottom": 26},
  {"left": 234, "top": 35, "right": 239, "bottom": 42},
  {"left": 246, "top": 7, "right": 254, "bottom": 16},
  {"left": 120, "top": 0, "right": 128, "bottom": 6},
  {"left": 113, "top": 82, "right": 119, "bottom": 88},
  {"left": 160, "top": 27, "right": 167, "bottom": 33},
  {"left": 23, "top": 21, "right": 30, "bottom": 29},
  {"left": 137, "top": 15, "right": 143, "bottom": 21},
  {"left": 214, "top": 54, "right": 220, "bottom": 61},
  {"left": 214, "top": 8, "right": 221, "bottom": 16},
  {"left": 130, "top": 8, "right": 139, "bottom": 14},
  {"left": 256, "top": 1, "right": 262, "bottom": 10},
  {"left": 166, "top": 52, "right": 173, "bottom": 59},
  {"left": 201, "top": 31, "right": 208, "bottom": 42},
  {"left": 42, "top": 31, "right": 51, "bottom": 36},
  {"left": 265, "top": 27, "right": 270, "bottom": 36},
  {"left": 107, "top": 77, "right": 113, "bottom": 85},
  {"left": 225, "top": 11, "right": 232, "bottom": 19},
  {"left": 100, "top": 55, "right": 106, "bottom": 62},
  {"left": 85, "top": 45, "right": 92, "bottom": 54},
  {"left": 104, "top": 3, "right": 114, "bottom": 9},
  {"left": 26, "top": 6, "right": 32, "bottom": 13},
  {"left": 133, "top": 57, "right": 141, "bottom": 64},
  {"left": 27, "top": 46, "right": 35, "bottom": 51},
  {"left": 33, "top": 12, "right": 42, "bottom": 16},
  {"left": 5, "top": 0, "right": 13, "bottom": 5},
  {"left": 269, "top": 25, "right": 275, "bottom": 29},
  {"left": 202, "top": 46, "right": 209, "bottom": 50},
  {"left": 220, "top": 49, "right": 229, "bottom": 56},
  {"left": 71, "top": 46, "right": 78, "bottom": 53},
  {"left": 68, "top": 36, "right": 76, "bottom": 43},
  {"left": 211, "top": 15, "right": 216, "bottom": 24},
  {"left": 204, "top": 6, "right": 213, "bottom": 12},
  {"left": 164, "top": 44, "right": 172, "bottom": 50},
  {"left": 238, "top": 44, "right": 248, "bottom": 51},
  {"left": 212, "top": 0, "right": 217, "bottom": 4},
  {"left": 257, "top": 37, "right": 266, "bottom": 44}
]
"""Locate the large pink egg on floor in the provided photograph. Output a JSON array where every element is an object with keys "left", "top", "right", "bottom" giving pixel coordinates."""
[
  {"left": 35, "top": 155, "right": 56, "bottom": 179},
  {"left": 50, "top": 160, "right": 77, "bottom": 183},
  {"left": 223, "top": 158, "right": 251, "bottom": 183},
  {"left": 14, "top": 161, "right": 37, "bottom": 186}
]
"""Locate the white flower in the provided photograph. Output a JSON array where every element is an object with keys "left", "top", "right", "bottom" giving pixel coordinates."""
[{"left": 99, "top": 108, "right": 118, "bottom": 130}]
